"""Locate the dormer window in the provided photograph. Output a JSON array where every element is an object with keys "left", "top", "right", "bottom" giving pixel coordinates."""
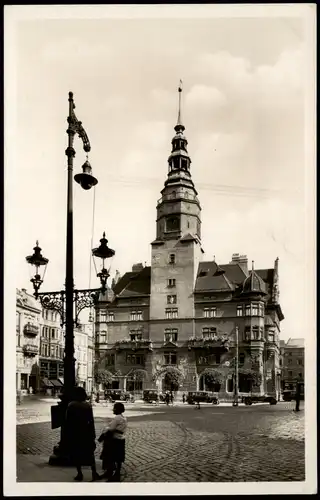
[{"left": 169, "top": 254, "right": 176, "bottom": 264}]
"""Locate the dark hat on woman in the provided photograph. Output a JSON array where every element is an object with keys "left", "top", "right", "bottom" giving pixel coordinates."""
[{"left": 73, "top": 386, "right": 88, "bottom": 402}]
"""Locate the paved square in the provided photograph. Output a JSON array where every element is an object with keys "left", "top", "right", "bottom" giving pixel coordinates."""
[{"left": 16, "top": 400, "right": 305, "bottom": 482}]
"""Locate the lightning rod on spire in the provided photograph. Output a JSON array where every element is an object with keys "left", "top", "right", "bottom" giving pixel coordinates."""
[{"left": 177, "top": 79, "right": 183, "bottom": 126}]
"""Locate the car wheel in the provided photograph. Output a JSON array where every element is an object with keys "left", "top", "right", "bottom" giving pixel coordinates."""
[
  {"left": 212, "top": 399, "right": 218, "bottom": 405},
  {"left": 245, "top": 398, "right": 252, "bottom": 406},
  {"left": 270, "top": 398, "right": 277, "bottom": 405}
]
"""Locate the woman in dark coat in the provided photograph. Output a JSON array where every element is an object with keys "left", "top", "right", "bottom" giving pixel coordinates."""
[{"left": 65, "top": 386, "right": 100, "bottom": 481}]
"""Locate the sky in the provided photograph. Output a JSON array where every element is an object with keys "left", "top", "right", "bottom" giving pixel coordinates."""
[{"left": 5, "top": 5, "right": 316, "bottom": 342}]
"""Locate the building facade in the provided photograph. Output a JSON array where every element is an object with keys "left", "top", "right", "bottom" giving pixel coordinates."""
[
  {"left": 16, "top": 288, "right": 41, "bottom": 393},
  {"left": 74, "top": 324, "right": 89, "bottom": 390},
  {"left": 280, "top": 338, "right": 304, "bottom": 391},
  {"left": 17, "top": 290, "right": 95, "bottom": 394},
  {"left": 94, "top": 91, "right": 284, "bottom": 399},
  {"left": 38, "top": 308, "right": 64, "bottom": 394}
]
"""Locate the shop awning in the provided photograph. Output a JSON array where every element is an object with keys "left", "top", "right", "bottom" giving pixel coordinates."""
[
  {"left": 41, "top": 378, "right": 54, "bottom": 387},
  {"left": 51, "top": 379, "right": 63, "bottom": 387}
]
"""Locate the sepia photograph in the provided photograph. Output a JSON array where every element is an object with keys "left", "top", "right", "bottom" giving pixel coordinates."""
[{"left": 3, "top": 3, "right": 316, "bottom": 496}]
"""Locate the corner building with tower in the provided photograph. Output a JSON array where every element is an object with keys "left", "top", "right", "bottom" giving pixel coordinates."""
[{"left": 94, "top": 88, "right": 284, "bottom": 400}]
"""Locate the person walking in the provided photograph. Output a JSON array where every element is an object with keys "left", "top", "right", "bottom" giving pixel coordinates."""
[
  {"left": 170, "top": 391, "right": 174, "bottom": 405},
  {"left": 99, "top": 402, "right": 127, "bottom": 482},
  {"left": 182, "top": 393, "right": 186, "bottom": 404},
  {"left": 295, "top": 379, "right": 302, "bottom": 412},
  {"left": 165, "top": 392, "right": 170, "bottom": 406},
  {"left": 65, "top": 386, "right": 100, "bottom": 482}
]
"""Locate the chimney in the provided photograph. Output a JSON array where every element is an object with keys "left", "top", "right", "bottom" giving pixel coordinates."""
[
  {"left": 132, "top": 263, "right": 144, "bottom": 272},
  {"left": 230, "top": 253, "right": 248, "bottom": 275}
]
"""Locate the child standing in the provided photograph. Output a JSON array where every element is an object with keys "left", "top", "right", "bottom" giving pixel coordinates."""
[{"left": 99, "top": 402, "right": 127, "bottom": 481}]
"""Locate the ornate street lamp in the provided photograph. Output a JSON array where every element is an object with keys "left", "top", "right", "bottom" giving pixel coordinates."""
[
  {"left": 26, "top": 241, "right": 49, "bottom": 298},
  {"left": 92, "top": 231, "right": 115, "bottom": 292},
  {"left": 25, "top": 92, "right": 114, "bottom": 466}
]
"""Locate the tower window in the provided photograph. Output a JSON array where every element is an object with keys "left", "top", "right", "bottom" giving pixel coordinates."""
[
  {"left": 245, "top": 304, "right": 251, "bottom": 316},
  {"left": 167, "top": 279, "right": 176, "bottom": 287},
  {"left": 173, "top": 157, "right": 180, "bottom": 169},
  {"left": 165, "top": 308, "right": 178, "bottom": 319},
  {"left": 169, "top": 254, "right": 176, "bottom": 264},
  {"left": 166, "top": 216, "right": 180, "bottom": 232},
  {"left": 164, "top": 329, "right": 178, "bottom": 343},
  {"left": 167, "top": 295, "right": 177, "bottom": 305},
  {"left": 181, "top": 158, "right": 188, "bottom": 170}
]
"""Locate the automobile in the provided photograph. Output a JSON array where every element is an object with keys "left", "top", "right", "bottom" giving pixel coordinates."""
[
  {"left": 143, "top": 389, "right": 159, "bottom": 403},
  {"left": 242, "top": 395, "right": 277, "bottom": 405},
  {"left": 104, "top": 389, "right": 132, "bottom": 403},
  {"left": 186, "top": 391, "right": 220, "bottom": 405},
  {"left": 282, "top": 388, "right": 304, "bottom": 402}
]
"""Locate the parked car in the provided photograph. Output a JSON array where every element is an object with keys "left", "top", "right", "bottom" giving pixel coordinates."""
[
  {"left": 242, "top": 395, "right": 277, "bottom": 405},
  {"left": 282, "top": 388, "right": 304, "bottom": 402},
  {"left": 186, "top": 391, "right": 220, "bottom": 405},
  {"left": 143, "top": 389, "right": 159, "bottom": 403},
  {"left": 104, "top": 389, "right": 132, "bottom": 403}
]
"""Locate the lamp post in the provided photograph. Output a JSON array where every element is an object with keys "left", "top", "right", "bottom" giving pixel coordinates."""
[{"left": 26, "top": 92, "right": 115, "bottom": 465}]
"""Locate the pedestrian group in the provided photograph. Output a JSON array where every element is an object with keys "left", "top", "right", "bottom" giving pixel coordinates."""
[{"left": 65, "top": 387, "right": 127, "bottom": 482}]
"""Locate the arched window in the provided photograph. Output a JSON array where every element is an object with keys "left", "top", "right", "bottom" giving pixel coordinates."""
[{"left": 172, "top": 190, "right": 176, "bottom": 198}]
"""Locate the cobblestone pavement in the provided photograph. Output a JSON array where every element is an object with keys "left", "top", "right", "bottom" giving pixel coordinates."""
[{"left": 16, "top": 401, "right": 305, "bottom": 482}]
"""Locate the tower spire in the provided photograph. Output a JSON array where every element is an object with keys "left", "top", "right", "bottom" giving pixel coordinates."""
[{"left": 177, "top": 80, "right": 183, "bottom": 128}]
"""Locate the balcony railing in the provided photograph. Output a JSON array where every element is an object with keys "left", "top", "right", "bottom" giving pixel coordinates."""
[
  {"left": 23, "top": 343, "right": 39, "bottom": 356},
  {"left": 188, "top": 335, "right": 230, "bottom": 351},
  {"left": 157, "top": 192, "right": 199, "bottom": 205},
  {"left": 23, "top": 323, "right": 39, "bottom": 337},
  {"left": 114, "top": 339, "right": 153, "bottom": 351}
]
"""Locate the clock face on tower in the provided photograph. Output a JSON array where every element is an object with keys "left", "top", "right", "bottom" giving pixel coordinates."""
[{"left": 166, "top": 216, "right": 180, "bottom": 232}]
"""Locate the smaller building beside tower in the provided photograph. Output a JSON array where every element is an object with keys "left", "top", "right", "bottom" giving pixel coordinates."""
[
  {"left": 16, "top": 288, "right": 41, "bottom": 394},
  {"left": 280, "top": 338, "right": 304, "bottom": 391}
]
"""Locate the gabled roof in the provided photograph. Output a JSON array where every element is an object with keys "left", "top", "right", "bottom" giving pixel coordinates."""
[
  {"left": 220, "top": 263, "right": 248, "bottom": 283},
  {"left": 180, "top": 233, "right": 199, "bottom": 243},
  {"left": 195, "top": 261, "right": 235, "bottom": 292},
  {"left": 115, "top": 266, "right": 151, "bottom": 298}
]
